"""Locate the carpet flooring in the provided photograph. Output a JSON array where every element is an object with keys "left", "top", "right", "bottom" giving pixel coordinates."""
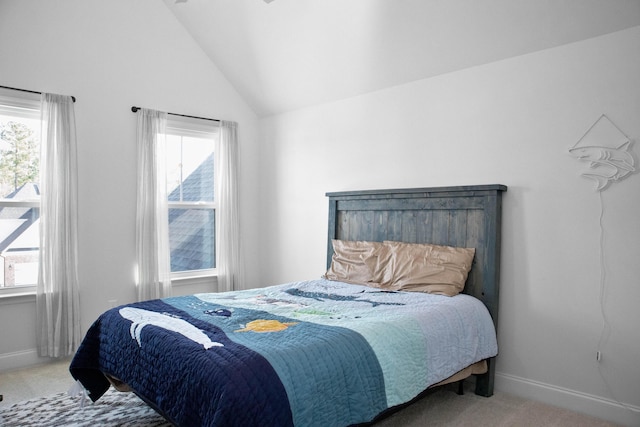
[{"left": 0, "top": 359, "right": 621, "bottom": 426}]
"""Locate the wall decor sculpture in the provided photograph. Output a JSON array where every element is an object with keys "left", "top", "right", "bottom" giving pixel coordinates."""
[{"left": 569, "top": 114, "right": 636, "bottom": 191}]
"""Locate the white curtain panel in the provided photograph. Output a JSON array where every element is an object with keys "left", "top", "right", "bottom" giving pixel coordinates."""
[
  {"left": 216, "top": 121, "right": 244, "bottom": 292},
  {"left": 36, "top": 93, "right": 81, "bottom": 358},
  {"left": 135, "top": 108, "right": 171, "bottom": 301}
]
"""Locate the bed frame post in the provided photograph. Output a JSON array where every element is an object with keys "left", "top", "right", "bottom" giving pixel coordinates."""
[{"left": 474, "top": 357, "right": 495, "bottom": 397}]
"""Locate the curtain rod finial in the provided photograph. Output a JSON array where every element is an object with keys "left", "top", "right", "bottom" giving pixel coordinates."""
[{"left": 131, "top": 106, "right": 139, "bottom": 113}]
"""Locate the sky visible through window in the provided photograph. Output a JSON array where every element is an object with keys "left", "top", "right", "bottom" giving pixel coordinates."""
[{"left": 166, "top": 134, "right": 214, "bottom": 202}]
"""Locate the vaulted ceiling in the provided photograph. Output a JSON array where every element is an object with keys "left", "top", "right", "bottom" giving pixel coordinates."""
[{"left": 163, "top": 0, "right": 640, "bottom": 117}]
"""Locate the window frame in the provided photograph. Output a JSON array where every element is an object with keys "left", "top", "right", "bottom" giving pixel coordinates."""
[
  {"left": 165, "top": 116, "right": 218, "bottom": 281},
  {"left": 0, "top": 88, "right": 41, "bottom": 298}
]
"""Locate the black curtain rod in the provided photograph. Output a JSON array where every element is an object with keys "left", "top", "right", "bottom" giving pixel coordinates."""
[
  {"left": 131, "top": 106, "right": 219, "bottom": 123},
  {"left": 0, "top": 85, "right": 76, "bottom": 102}
]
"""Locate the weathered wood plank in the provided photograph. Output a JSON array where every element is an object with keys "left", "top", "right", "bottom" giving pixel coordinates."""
[
  {"left": 430, "top": 210, "right": 450, "bottom": 244},
  {"left": 400, "top": 210, "right": 418, "bottom": 243},
  {"left": 464, "top": 209, "right": 485, "bottom": 299},
  {"left": 336, "top": 197, "right": 484, "bottom": 212},
  {"left": 416, "top": 210, "right": 434, "bottom": 243},
  {"left": 448, "top": 209, "right": 468, "bottom": 247}
]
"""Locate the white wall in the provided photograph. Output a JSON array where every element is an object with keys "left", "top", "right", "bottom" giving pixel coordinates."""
[
  {"left": 1, "top": 1, "right": 638, "bottom": 424},
  {"left": 0, "top": 0, "right": 260, "bottom": 368},
  {"left": 258, "top": 27, "right": 640, "bottom": 426}
]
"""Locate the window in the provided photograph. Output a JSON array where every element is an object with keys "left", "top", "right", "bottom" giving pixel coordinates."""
[
  {"left": 165, "top": 117, "right": 217, "bottom": 278},
  {"left": 0, "top": 89, "right": 41, "bottom": 294}
]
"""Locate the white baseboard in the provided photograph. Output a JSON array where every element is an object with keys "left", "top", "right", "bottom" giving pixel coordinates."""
[
  {"left": 0, "top": 349, "right": 48, "bottom": 372},
  {"left": 495, "top": 372, "right": 640, "bottom": 427}
]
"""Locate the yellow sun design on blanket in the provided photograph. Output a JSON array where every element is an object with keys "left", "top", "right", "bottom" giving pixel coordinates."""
[{"left": 235, "top": 319, "right": 298, "bottom": 333}]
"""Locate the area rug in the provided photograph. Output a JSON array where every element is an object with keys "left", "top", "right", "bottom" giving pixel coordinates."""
[{"left": 0, "top": 387, "right": 171, "bottom": 427}]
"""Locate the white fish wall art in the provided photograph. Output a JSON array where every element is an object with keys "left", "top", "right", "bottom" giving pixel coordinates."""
[
  {"left": 569, "top": 141, "right": 636, "bottom": 191},
  {"left": 569, "top": 115, "right": 636, "bottom": 191},
  {"left": 119, "top": 307, "right": 224, "bottom": 350}
]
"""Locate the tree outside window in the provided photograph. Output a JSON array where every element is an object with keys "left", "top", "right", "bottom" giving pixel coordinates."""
[
  {"left": 0, "top": 121, "right": 40, "bottom": 194},
  {"left": 0, "top": 97, "right": 41, "bottom": 290}
]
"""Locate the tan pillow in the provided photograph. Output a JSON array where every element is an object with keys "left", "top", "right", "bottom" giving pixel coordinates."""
[
  {"left": 365, "top": 241, "right": 475, "bottom": 296},
  {"left": 324, "top": 239, "right": 382, "bottom": 286}
]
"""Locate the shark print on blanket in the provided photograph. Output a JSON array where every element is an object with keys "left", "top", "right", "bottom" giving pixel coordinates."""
[
  {"left": 119, "top": 307, "right": 224, "bottom": 349},
  {"left": 285, "top": 288, "right": 405, "bottom": 307}
]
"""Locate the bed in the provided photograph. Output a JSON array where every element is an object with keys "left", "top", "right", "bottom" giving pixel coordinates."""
[{"left": 70, "top": 184, "right": 507, "bottom": 426}]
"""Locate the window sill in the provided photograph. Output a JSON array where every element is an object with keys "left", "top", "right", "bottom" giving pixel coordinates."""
[
  {"left": 171, "top": 269, "right": 217, "bottom": 284},
  {"left": 0, "top": 290, "right": 36, "bottom": 305},
  {"left": 171, "top": 272, "right": 218, "bottom": 296},
  {"left": 172, "top": 269, "right": 217, "bottom": 285},
  {"left": 172, "top": 275, "right": 216, "bottom": 286}
]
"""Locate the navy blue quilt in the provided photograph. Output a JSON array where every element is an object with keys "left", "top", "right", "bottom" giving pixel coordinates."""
[{"left": 70, "top": 279, "right": 497, "bottom": 427}]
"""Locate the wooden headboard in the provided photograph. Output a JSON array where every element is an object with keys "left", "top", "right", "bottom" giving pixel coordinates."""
[{"left": 326, "top": 184, "right": 507, "bottom": 396}]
